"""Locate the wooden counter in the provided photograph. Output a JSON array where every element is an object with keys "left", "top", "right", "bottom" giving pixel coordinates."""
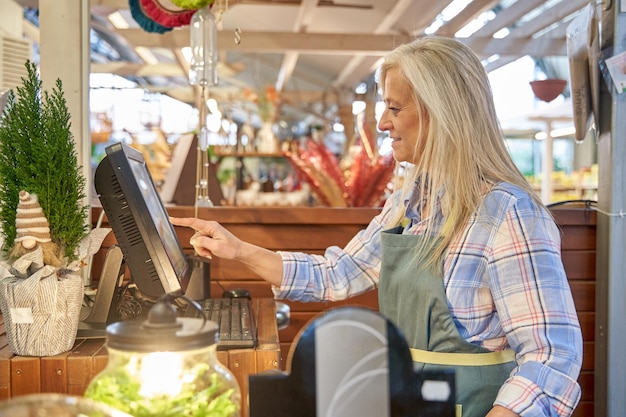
[{"left": 0, "top": 298, "right": 280, "bottom": 417}]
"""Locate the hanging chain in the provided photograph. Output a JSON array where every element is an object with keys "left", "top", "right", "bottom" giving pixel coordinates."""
[
  {"left": 214, "top": 0, "right": 228, "bottom": 22},
  {"left": 212, "top": 0, "right": 241, "bottom": 45},
  {"left": 195, "top": 84, "right": 214, "bottom": 215}
]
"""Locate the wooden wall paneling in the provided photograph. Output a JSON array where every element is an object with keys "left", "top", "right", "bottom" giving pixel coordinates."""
[
  {"left": 573, "top": 402, "right": 593, "bottom": 417},
  {"left": 9, "top": 357, "right": 40, "bottom": 397},
  {"left": 226, "top": 348, "right": 255, "bottom": 417},
  {"left": 253, "top": 298, "right": 281, "bottom": 373},
  {"left": 0, "top": 346, "right": 12, "bottom": 400},
  {"left": 570, "top": 281, "right": 595, "bottom": 312},
  {"left": 210, "top": 280, "right": 275, "bottom": 299},
  {"left": 582, "top": 341, "right": 594, "bottom": 371},
  {"left": 552, "top": 206, "right": 596, "bottom": 417},
  {"left": 561, "top": 250, "right": 596, "bottom": 280},
  {"left": 40, "top": 351, "right": 71, "bottom": 394},
  {"left": 0, "top": 319, "right": 13, "bottom": 400},
  {"left": 92, "top": 344, "right": 109, "bottom": 379},
  {"left": 66, "top": 339, "right": 104, "bottom": 396}
]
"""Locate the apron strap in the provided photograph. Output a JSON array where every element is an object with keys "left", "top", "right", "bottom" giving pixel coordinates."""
[{"left": 410, "top": 348, "right": 515, "bottom": 366}]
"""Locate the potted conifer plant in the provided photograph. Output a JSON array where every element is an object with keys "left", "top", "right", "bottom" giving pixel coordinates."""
[{"left": 0, "top": 61, "right": 110, "bottom": 356}]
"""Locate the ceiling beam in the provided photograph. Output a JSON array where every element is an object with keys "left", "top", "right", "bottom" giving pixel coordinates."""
[
  {"left": 276, "top": 52, "right": 299, "bottom": 91},
  {"left": 275, "top": 0, "right": 318, "bottom": 92},
  {"left": 436, "top": 0, "right": 499, "bottom": 37},
  {"left": 509, "top": 0, "right": 588, "bottom": 38},
  {"left": 472, "top": 0, "right": 546, "bottom": 37},
  {"left": 92, "top": 62, "right": 186, "bottom": 77},
  {"left": 462, "top": 35, "right": 567, "bottom": 58},
  {"left": 135, "top": 83, "right": 343, "bottom": 106},
  {"left": 118, "top": 29, "right": 415, "bottom": 55},
  {"left": 117, "top": 28, "right": 567, "bottom": 57},
  {"left": 91, "top": 33, "right": 567, "bottom": 81},
  {"left": 333, "top": 0, "right": 414, "bottom": 88},
  {"left": 406, "top": 0, "right": 448, "bottom": 37}
]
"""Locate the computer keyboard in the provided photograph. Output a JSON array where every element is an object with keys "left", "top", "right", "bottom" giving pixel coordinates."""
[{"left": 184, "top": 298, "right": 257, "bottom": 350}]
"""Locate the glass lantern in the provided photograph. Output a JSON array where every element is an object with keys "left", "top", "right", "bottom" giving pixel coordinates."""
[
  {"left": 189, "top": 7, "right": 218, "bottom": 87},
  {"left": 84, "top": 296, "right": 241, "bottom": 417}
]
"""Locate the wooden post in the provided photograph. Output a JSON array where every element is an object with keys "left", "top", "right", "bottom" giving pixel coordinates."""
[
  {"left": 38, "top": 0, "right": 92, "bottom": 285},
  {"left": 38, "top": 0, "right": 91, "bottom": 214}
]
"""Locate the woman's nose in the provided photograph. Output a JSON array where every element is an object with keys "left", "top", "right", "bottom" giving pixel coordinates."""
[{"left": 378, "top": 115, "right": 391, "bottom": 131}]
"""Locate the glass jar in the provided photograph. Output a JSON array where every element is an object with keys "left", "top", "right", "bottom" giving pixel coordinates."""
[
  {"left": 189, "top": 7, "right": 218, "bottom": 87},
  {"left": 84, "top": 297, "right": 240, "bottom": 417}
]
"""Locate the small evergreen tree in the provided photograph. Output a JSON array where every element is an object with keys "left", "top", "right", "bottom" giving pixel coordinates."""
[{"left": 0, "top": 61, "right": 88, "bottom": 262}]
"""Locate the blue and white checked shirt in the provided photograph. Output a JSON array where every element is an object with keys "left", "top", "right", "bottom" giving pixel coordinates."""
[{"left": 275, "top": 182, "right": 582, "bottom": 416}]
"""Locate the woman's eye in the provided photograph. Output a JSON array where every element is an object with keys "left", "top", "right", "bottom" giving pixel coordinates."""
[{"left": 388, "top": 107, "right": 400, "bottom": 115}]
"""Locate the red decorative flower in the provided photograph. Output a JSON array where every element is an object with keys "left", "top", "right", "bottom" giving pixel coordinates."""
[{"left": 284, "top": 118, "right": 395, "bottom": 207}]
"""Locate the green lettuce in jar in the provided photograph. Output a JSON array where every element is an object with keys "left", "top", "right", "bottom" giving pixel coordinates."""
[
  {"left": 85, "top": 362, "right": 239, "bottom": 417},
  {"left": 84, "top": 298, "right": 241, "bottom": 417}
]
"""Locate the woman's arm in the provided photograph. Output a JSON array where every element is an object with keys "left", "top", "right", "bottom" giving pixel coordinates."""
[
  {"left": 487, "top": 196, "right": 582, "bottom": 416},
  {"left": 170, "top": 193, "right": 400, "bottom": 301},
  {"left": 169, "top": 217, "right": 284, "bottom": 286}
]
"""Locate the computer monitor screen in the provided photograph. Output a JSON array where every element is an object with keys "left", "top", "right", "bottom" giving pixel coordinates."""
[{"left": 94, "top": 142, "right": 190, "bottom": 299}]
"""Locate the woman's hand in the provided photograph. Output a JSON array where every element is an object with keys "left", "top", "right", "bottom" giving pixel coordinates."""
[{"left": 169, "top": 217, "right": 241, "bottom": 260}]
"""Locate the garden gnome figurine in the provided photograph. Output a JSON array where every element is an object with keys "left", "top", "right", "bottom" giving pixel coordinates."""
[
  {"left": 15, "top": 191, "right": 51, "bottom": 249},
  {"left": 10, "top": 190, "right": 62, "bottom": 267}
]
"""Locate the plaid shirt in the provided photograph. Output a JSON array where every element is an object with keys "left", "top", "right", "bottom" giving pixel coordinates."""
[{"left": 275, "top": 182, "right": 582, "bottom": 416}]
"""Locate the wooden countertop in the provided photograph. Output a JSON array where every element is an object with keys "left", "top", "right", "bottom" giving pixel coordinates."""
[{"left": 0, "top": 298, "right": 281, "bottom": 417}]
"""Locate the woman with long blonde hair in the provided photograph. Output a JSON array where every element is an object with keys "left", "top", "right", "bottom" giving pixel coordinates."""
[{"left": 171, "top": 36, "right": 582, "bottom": 417}]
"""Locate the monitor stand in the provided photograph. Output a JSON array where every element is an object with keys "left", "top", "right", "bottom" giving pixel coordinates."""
[
  {"left": 76, "top": 248, "right": 211, "bottom": 338},
  {"left": 184, "top": 255, "right": 211, "bottom": 301},
  {"left": 76, "top": 245, "right": 126, "bottom": 338}
]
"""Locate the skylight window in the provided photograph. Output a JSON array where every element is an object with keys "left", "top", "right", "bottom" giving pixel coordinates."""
[{"left": 424, "top": 0, "right": 473, "bottom": 34}]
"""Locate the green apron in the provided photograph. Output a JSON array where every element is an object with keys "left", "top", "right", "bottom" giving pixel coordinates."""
[{"left": 379, "top": 226, "right": 515, "bottom": 417}]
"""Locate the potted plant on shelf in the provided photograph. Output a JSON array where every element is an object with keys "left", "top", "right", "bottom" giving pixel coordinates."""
[
  {"left": 284, "top": 115, "right": 395, "bottom": 207},
  {"left": 243, "top": 85, "right": 281, "bottom": 153},
  {"left": 0, "top": 61, "right": 110, "bottom": 357}
]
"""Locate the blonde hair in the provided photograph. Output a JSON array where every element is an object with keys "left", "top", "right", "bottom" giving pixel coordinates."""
[{"left": 378, "top": 36, "right": 545, "bottom": 270}]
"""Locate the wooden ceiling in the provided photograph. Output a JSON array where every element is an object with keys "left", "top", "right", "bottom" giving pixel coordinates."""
[{"left": 26, "top": 0, "right": 593, "bottom": 125}]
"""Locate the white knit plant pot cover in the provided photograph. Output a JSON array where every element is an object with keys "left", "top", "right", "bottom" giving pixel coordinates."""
[
  {"left": 0, "top": 228, "right": 111, "bottom": 357},
  {"left": 0, "top": 264, "right": 83, "bottom": 356}
]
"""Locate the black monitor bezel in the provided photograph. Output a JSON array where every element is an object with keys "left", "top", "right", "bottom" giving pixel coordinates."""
[{"left": 94, "top": 142, "right": 190, "bottom": 300}]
